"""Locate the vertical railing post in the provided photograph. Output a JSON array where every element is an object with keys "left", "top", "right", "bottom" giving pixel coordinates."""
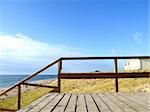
[
  {"left": 114, "top": 58, "right": 119, "bottom": 92},
  {"left": 18, "top": 84, "right": 21, "bottom": 110},
  {"left": 58, "top": 59, "right": 62, "bottom": 93}
]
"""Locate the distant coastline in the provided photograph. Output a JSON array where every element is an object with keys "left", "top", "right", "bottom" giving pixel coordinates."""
[
  {"left": 0, "top": 75, "right": 57, "bottom": 89},
  {"left": 0, "top": 79, "right": 57, "bottom": 100}
]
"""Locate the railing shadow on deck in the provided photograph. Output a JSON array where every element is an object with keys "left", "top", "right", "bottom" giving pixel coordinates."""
[{"left": 0, "top": 56, "right": 150, "bottom": 111}]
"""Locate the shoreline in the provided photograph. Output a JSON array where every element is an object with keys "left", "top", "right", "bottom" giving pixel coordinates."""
[{"left": 0, "top": 79, "right": 57, "bottom": 100}]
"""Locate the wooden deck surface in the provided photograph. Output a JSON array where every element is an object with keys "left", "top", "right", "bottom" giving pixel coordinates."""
[{"left": 18, "top": 93, "right": 150, "bottom": 112}]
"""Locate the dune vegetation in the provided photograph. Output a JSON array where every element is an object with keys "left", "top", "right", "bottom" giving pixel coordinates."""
[
  {"left": 60, "top": 78, "right": 150, "bottom": 93},
  {"left": 0, "top": 78, "right": 150, "bottom": 111}
]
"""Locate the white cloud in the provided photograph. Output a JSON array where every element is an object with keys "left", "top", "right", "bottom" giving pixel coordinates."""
[
  {"left": 0, "top": 33, "right": 83, "bottom": 59},
  {"left": 0, "top": 33, "right": 84, "bottom": 74},
  {"left": 0, "top": 33, "right": 115, "bottom": 75},
  {"left": 133, "top": 32, "right": 143, "bottom": 44}
]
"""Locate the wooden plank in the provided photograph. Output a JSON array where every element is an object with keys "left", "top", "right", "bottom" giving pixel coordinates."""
[
  {"left": 58, "top": 60, "right": 62, "bottom": 73},
  {"left": 126, "top": 92, "right": 150, "bottom": 103},
  {"left": 1, "top": 56, "right": 149, "bottom": 98},
  {"left": 52, "top": 94, "right": 71, "bottom": 112},
  {"left": 18, "top": 84, "right": 21, "bottom": 110},
  {"left": 120, "top": 93, "right": 150, "bottom": 110},
  {"left": 113, "top": 93, "right": 149, "bottom": 112},
  {"left": 85, "top": 94, "right": 99, "bottom": 112},
  {"left": 114, "top": 59, "right": 118, "bottom": 92},
  {"left": 18, "top": 93, "right": 150, "bottom": 112},
  {"left": 137, "top": 92, "right": 150, "bottom": 97},
  {"left": 21, "top": 58, "right": 60, "bottom": 83},
  {"left": 98, "top": 93, "right": 124, "bottom": 112},
  {"left": 91, "top": 94, "right": 111, "bottom": 112},
  {"left": 29, "top": 93, "right": 58, "bottom": 112},
  {"left": 58, "top": 60, "right": 62, "bottom": 93},
  {"left": 124, "top": 93, "right": 149, "bottom": 103},
  {"left": 40, "top": 93, "right": 64, "bottom": 112},
  {"left": 0, "top": 58, "right": 60, "bottom": 96},
  {"left": 18, "top": 93, "right": 52, "bottom": 112},
  {"left": 76, "top": 94, "right": 87, "bottom": 112},
  {"left": 65, "top": 94, "right": 77, "bottom": 112},
  {"left": 0, "top": 108, "right": 17, "bottom": 112},
  {"left": 105, "top": 93, "right": 137, "bottom": 112},
  {"left": 61, "top": 56, "right": 150, "bottom": 60},
  {"left": 22, "top": 83, "right": 57, "bottom": 88},
  {"left": 59, "top": 72, "right": 150, "bottom": 79}
]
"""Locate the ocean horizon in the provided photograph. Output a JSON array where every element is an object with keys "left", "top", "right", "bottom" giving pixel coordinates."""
[{"left": 0, "top": 75, "right": 57, "bottom": 89}]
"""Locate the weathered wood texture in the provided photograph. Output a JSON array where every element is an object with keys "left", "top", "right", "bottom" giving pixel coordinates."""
[
  {"left": 18, "top": 93, "right": 150, "bottom": 112},
  {"left": 58, "top": 60, "right": 62, "bottom": 93},
  {"left": 59, "top": 72, "right": 150, "bottom": 79},
  {"left": 114, "top": 59, "right": 118, "bottom": 92},
  {"left": 1, "top": 56, "right": 150, "bottom": 111}
]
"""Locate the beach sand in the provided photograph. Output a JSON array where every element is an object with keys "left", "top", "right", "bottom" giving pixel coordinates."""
[{"left": 0, "top": 79, "right": 57, "bottom": 100}]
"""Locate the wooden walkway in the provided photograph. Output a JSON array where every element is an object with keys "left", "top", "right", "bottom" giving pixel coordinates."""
[{"left": 18, "top": 93, "right": 150, "bottom": 112}]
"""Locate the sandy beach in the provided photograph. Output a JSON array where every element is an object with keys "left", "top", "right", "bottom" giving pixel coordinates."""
[{"left": 0, "top": 79, "right": 57, "bottom": 100}]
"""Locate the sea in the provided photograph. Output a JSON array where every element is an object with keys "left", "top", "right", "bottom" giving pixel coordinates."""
[{"left": 0, "top": 75, "right": 57, "bottom": 89}]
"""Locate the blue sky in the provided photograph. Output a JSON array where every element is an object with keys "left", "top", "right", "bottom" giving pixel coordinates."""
[{"left": 0, "top": 0, "right": 149, "bottom": 75}]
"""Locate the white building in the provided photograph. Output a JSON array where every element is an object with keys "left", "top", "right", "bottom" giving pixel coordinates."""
[{"left": 124, "top": 59, "right": 150, "bottom": 71}]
